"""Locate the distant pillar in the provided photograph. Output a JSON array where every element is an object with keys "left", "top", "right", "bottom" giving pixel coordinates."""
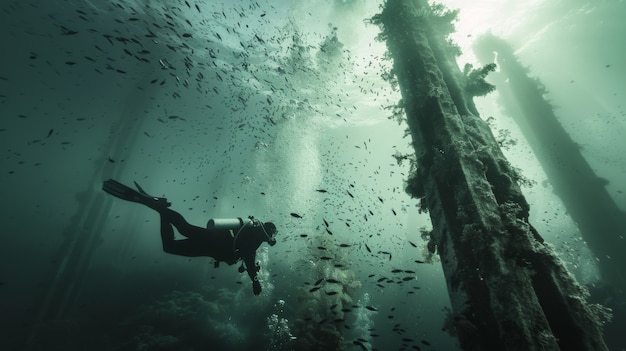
[
  {"left": 374, "top": 0, "right": 609, "bottom": 350},
  {"left": 473, "top": 33, "right": 626, "bottom": 298}
]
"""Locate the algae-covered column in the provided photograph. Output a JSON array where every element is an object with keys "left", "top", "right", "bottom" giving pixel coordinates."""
[
  {"left": 473, "top": 34, "right": 626, "bottom": 297},
  {"left": 372, "top": 1, "right": 609, "bottom": 350}
]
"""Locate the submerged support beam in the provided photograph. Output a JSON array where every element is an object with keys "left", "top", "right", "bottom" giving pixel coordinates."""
[
  {"left": 473, "top": 34, "right": 626, "bottom": 297},
  {"left": 373, "top": 1, "right": 609, "bottom": 350}
]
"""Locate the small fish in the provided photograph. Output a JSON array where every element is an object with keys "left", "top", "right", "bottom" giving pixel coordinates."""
[
  {"left": 365, "top": 244, "right": 371, "bottom": 253},
  {"left": 326, "top": 228, "right": 333, "bottom": 235},
  {"left": 107, "top": 157, "right": 115, "bottom": 163},
  {"left": 408, "top": 241, "right": 417, "bottom": 247},
  {"left": 290, "top": 212, "right": 303, "bottom": 218},
  {"left": 314, "top": 278, "right": 324, "bottom": 285},
  {"left": 378, "top": 196, "right": 384, "bottom": 203},
  {"left": 392, "top": 209, "right": 397, "bottom": 216},
  {"left": 353, "top": 340, "right": 367, "bottom": 351},
  {"left": 347, "top": 190, "right": 354, "bottom": 198},
  {"left": 391, "top": 269, "right": 403, "bottom": 273},
  {"left": 414, "top": 260, "right": 425, "bottom": 264},
  {"left": 317, "top": 246, "right": 327, "bottom": 250},
  {"left": 315, "top": 189, "right": 328, "bottom": 193},
  {"left": 339, "top": 243, "right": 350, "bottom": 248},
  {"left": 60, "top": 26, "right": 78, "bottom": 35},
  {"left": 46, "top": 129, "right": 53, "bottom": 138},
  {"left": 365, "top": 305, "right": 378, "bottom": 311},
  {"left": 326, "top": 291, "right": 338, "bottom": 296},
  {"left": 326, "top": 278, "right": 340, "bottom": 284},
  {"left": 379, "top": 251, "right": 392, "bottom": 260},
  {"left": 323, "top": 219, "right": 329, "bottom": 227},
  {"left": 402, "top": 277, "right": 414, "bottom": 281},
  {"left": 309, "top": 286, "right": 321, "bottom": 293},
  {"left": 320, "top": 256, "right": 332, "bottom": 260},
  {"left": 299, "top": 234, "right": 308, "bottom": 238}
]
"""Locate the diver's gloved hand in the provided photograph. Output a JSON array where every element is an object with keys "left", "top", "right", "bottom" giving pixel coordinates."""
[{"left": 252, "top": 279, "right": 262, "bottom": 296}]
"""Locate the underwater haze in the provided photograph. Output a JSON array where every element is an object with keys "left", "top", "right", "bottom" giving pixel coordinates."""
[{"left": 1, "top": 0, "right": 625, "bottom": 350}]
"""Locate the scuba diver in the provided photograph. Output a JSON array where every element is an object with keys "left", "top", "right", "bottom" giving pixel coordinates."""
[{"left": 101, "top": 179, "right": 277, "bottom": 296}]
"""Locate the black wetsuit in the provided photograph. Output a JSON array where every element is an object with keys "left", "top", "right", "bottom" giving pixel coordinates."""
[{"left": 158, "top": 208, "right": 264, "bottom": 284}]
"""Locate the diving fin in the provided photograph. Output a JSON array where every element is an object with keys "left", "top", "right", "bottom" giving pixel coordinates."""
[{"left": 102, "top": 179, "right": 171, "bottom": 208}]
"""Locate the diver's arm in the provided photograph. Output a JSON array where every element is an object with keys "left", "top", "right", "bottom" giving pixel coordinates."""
[
  {"left": 244, "top": 252, "right": 262, "bottom": 295},
  {"left": 243, "top": 251, "right": 258, "bottom": 281}
]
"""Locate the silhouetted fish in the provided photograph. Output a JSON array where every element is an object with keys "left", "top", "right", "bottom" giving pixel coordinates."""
[{"left": 353, "top": 340, "right": 367, "bottom": 351}]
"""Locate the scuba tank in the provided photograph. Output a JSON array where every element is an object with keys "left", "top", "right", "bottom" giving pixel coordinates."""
[
  {"left": 207, "top": 216, "right": 277, "bottom": 246},
  {"left": 207, "top": 217, "right": 248, "bottom": 230}
]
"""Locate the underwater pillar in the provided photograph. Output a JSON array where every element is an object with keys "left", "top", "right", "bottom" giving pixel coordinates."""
[
  {"left": 375, "top": 0, "right": 609, "bottom": 350},
  {"left": 473, "top": 33, "right": 626, "bottom": 298}
]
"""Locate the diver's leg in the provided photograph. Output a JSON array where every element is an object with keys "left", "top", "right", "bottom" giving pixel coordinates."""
[
  {"left": 159, "top": 211, "right": 207, "bottom": 256},
  {"left": 158, "top": 208, "right": 207, "bottom": 239}
]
